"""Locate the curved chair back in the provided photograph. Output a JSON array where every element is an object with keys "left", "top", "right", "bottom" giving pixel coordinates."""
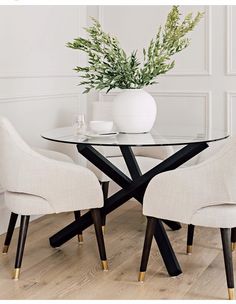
[
  {"left": 143, "top": 136, "right": 236, "bottom": 226},
  {"left": 0, "top": 117, "right": 37, "bottom": 191},
  {"left": 215, "top": 137, "right": 236, "bottom": 201},
  {"left": 197, "top": 138, "right": 236, "bottom": 206}
]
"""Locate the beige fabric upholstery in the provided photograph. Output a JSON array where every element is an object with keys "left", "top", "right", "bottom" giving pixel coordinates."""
[
  {"left": 4, "top": 148, "right": 75, "bottom": 215},
  {"left": 34, "top": 148, "right": 74, "bottom": 163},
  {"left": 196, "top": 137, "right": 231, "bottom": 164},
  {"left": 88, "top": 145, "right": 173, "bottom": 182},
  {"left": 191, "top": 204, "right": 236, "bottom": 228},
  {"left": 5, "top": 192, "right": 53, "bottom": 215},
  {"left": 143, "top": 137, "right": 236, "bottom": 228},
  {"left": 91, "top": 145, "right": 174, "bottom": 159},
  {"left": 0, "top": 117, "right": 103, "bottom": 215},
  {"left": 89, "top": 156, "right": 162, "bottom": 181}
]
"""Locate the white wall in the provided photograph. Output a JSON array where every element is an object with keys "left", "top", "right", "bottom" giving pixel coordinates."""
[{"left": 0, "top": 6, "right": 87, "bottom": 233}]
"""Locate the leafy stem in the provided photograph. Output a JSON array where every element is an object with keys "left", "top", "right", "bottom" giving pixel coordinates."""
[{"left": 67, "top": 6, "right": 204, "bottom": 93}]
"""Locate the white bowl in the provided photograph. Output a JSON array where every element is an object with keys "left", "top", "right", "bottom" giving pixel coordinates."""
[{"left": 89, "top": 120, "right": 113, "bottom": 134}]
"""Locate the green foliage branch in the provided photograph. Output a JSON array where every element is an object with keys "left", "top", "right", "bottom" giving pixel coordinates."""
[{"left": 67, "top": 6, "right": 204, "bottom": 93}]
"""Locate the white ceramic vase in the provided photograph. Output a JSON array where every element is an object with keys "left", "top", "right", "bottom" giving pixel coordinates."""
[{"left": 112, "top": 89, "right": 157, "bottom": 133}]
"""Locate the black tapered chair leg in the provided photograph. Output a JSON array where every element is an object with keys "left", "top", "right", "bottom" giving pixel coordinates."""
[
  {"left": 13, "top": 215, "right": 30, "bottom": 280},
  {"left": 187, "top": 224, "right": 195, "bottom": 255},
  {"left": 138, "top": 217, "right": 157, "bottom": 282},
  {"left": 2, "top": 212, "right": 18, "bottom": 254},
  {"left": 221, "top": 228, "right": 235, "bottom": 300},
  {"left": 74, "top": 210, "right": 83, "bottom": 244},
  {"left": 91, "top": 208, "right": 108, "bottom": 271},
  {"left": 231, "top": 228, "right": 236, "bottom": 252},
  {"left": 101, "top": 181, "right": 109, "bottom": 233}
]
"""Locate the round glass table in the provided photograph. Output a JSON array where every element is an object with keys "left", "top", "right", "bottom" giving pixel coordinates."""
[
  {"left": 42, "top": 126, "right": 229, "bottom": 277},
  {"left": 42, "top": 126, "right": 229, "bottom": 147}
]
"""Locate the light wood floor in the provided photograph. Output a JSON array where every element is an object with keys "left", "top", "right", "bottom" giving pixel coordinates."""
[{"left": 0, "top": 201, "right": 234, "bottom": 300}]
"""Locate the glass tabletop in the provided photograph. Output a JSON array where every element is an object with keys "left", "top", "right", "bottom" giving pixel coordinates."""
[{"left": 41, "top": 125, "right": 229, "bottom": 147}]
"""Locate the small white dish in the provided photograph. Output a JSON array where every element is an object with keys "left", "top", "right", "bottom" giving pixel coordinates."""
[
  {"left": 85, "top": 131, "right": 118, "bottom": 138},
  {"left": 89, "top": 120, "right": 113, "bottom": 134}
]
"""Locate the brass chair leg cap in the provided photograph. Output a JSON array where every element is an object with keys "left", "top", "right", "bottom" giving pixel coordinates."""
[
  {"left": 187, "top": 245, "right": 192, "bottom": 255},
  {"left": 231, "top": 242, "right": 236, "bottom": 252},
  {"left": 2, "top": 245, "right": 9, "bottom": 254},
  {"left": 102, "top": 226, "right": 105, "bottom": 234},
  {"left": 138, "top": 271, "right": 145, "bottom": 283},
  {"left": 78, "top": 234, "right": 83, "bottom": 244},
  {"left": 13, "top": 268, "right": 20, "bottom": 280},
  {"left": 101, "top": 260, "right": 108, "bottom": 271},
  {"left": 228, "top": 288, "right": 235, "bottom": 300}
]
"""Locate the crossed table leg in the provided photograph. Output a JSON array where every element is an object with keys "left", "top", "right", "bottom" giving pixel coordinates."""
[{"left": 49, "top": 142, "right": 209, "bottom": 277}]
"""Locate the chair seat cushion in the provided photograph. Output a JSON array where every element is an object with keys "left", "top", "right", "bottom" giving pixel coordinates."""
[
  {"left": 5, "top": 191, "right": 54, "bottom": 215},
  {"left": 191, "top": 203, "right": 236, "bottom": 228},
  {"left": 88, "top": 156, "right": 163, "bottom": 182}
]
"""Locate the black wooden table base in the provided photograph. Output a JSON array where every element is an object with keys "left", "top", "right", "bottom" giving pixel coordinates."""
[{"left": 49, "top": 142, "right": 208, "bottom": 277}]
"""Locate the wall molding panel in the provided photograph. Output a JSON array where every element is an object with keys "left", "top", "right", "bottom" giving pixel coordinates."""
[
  {"left": 227, "top": 6, "right": 236, "bottom": 75},
  {"left": 226, "top": 92, "right": 236, "bottom": 134},
  {"left": 0, "top": 93, "right": 79, "bottom": 104},
  {"left": 152, "top": 91, "right": 212, "bottom": 135}
]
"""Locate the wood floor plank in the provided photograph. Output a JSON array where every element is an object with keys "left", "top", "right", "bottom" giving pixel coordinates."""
[
  {"left": 0, "top": 201, "right": 232, "bottom": 300},
  {"left": 183, "top": 247, "right": 236, "bottom": 300}
]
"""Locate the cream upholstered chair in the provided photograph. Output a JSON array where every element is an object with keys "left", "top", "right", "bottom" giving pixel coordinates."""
[
  {"left": 0, "top": 117, "right": 108, "bottom": 279},
  {"left": 139, "top": 137, "right": 236, "bottom": 300},
  {"left": 3, "top": 148, "right": 85, "bottom": 248},
  {"left": 184, "top": 137, "right": 236, "bottom": 254},
  {"left": 87, "top": 102, "right": 174, "bottom": 229}
]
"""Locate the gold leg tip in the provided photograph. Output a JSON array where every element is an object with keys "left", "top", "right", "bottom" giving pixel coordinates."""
[
  {"left": 13, "top": 268, "right": 20, "bottom": 280},
  {"left": 101, "top": 260, "right": 109, "bottom": 271},
  {"left": 231, "top": 243, "right": 236, "bottom": 252},
  {"left": 2, "top": 245, "right": 9, "bottom": 254},
  {"left": 228, "top": 288, "right": 235, "bottom": 300},
  {"left": 187, "top": 245, "right": 192, "bottom": 255},
  {"left": 102, "top": 226, "right": 105, "bottom": 234},
  {"left": 78, "top": 234, "right": 83, "bottom": 244},
  {"left": 138, "top": 271, "right": 145, "bottom": 282}
]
